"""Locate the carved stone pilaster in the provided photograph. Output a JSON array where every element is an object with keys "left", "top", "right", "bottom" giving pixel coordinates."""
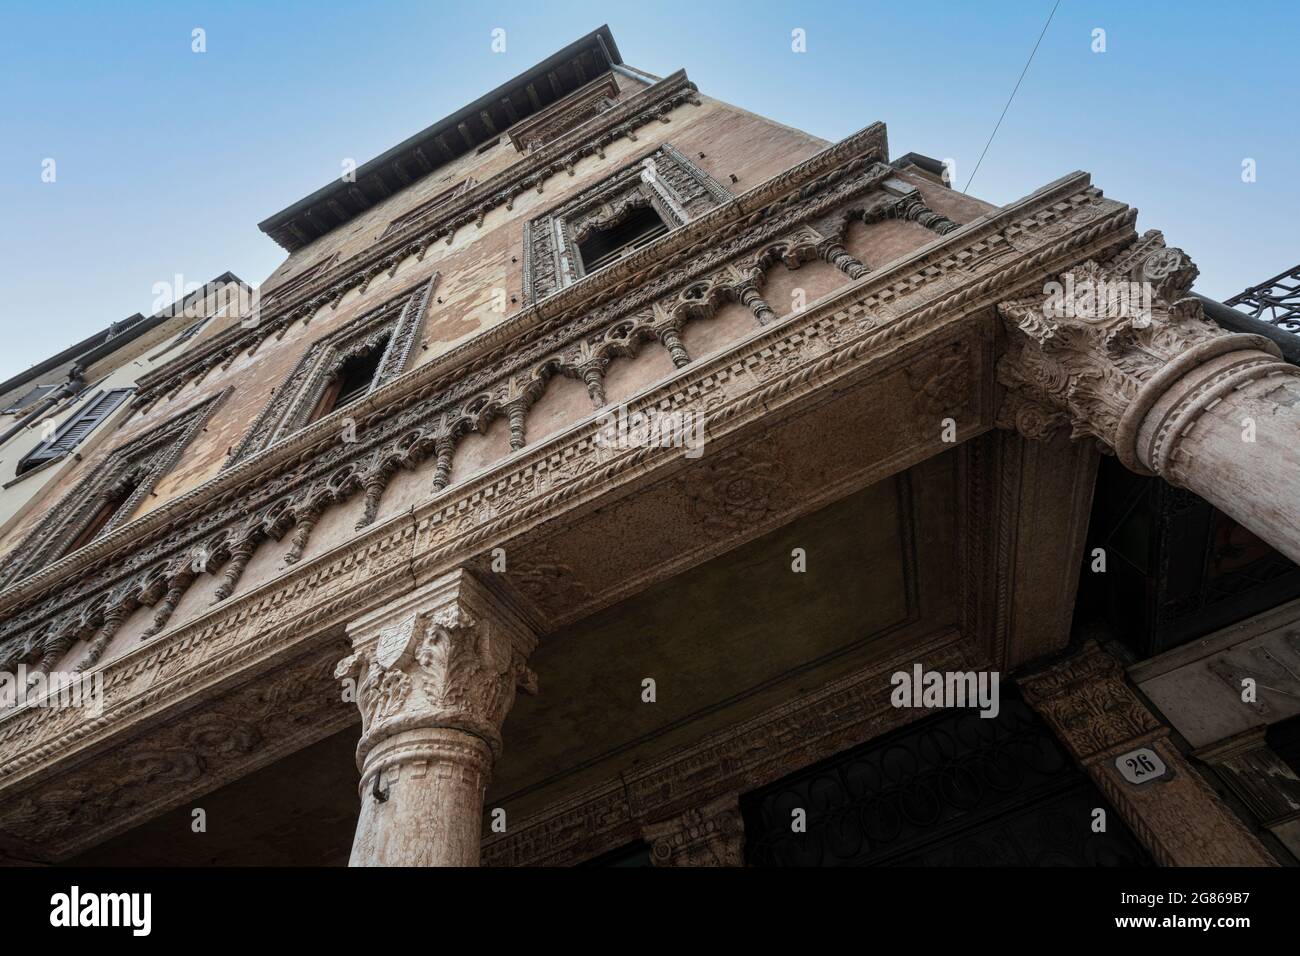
[
  {"left": 997, "top": 230, "right": 1300, "bottom": 564},
  {"left": 1020, "top": 641, "right": 1276, "bottom": 866},
  {"left": 641, "top": 793, "right": 746, "bottom": 866},
  {"left": 336, "top": 568, "right": 537, "bottom": 866}
]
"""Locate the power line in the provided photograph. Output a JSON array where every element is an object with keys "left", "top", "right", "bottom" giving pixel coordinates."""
[{"left": 964, "top": 0, "right": 1062, "bottom": 193}]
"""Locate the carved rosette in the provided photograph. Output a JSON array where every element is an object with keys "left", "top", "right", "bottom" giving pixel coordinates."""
[
  {"left": 336, "top": 568, "right": 538, "bottom": 768},
  {"left": 996, "top": 231, "right": 1233, "bottom": 458}
]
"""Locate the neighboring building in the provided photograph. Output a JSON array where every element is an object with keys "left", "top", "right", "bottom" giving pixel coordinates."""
[
  {"left": 0, "top": 274, "right": 250, "bottom": 547},
  {"left": 1, "top": 27, "right": 1298, "bottom": 867}
]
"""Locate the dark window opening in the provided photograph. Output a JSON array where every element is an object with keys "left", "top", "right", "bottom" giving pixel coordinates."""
[
  {"left": 577, "top": 205, "right": 668, "bottom": 275},
  {"left": 4, "top": 384, "right": 58, "bottom": 415},
  {"left": 307, "top": 341, "right": 388, "bottom": 424},
  {"left": 67, "top": 478, "right": 138, "bottom": 553}
]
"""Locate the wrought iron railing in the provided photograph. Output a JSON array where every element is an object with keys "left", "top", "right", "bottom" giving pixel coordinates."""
[{"left": 1225, "top": 264, "right": 1300, "bottom": 334}]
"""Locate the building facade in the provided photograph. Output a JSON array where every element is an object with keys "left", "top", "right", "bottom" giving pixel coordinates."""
[{"left": 1, "top": 28, "right": 1298, "bottom": 867}]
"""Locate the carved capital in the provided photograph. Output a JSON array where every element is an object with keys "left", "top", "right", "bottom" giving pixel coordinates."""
[
  {"left": 641, "top": 793, "right": 746, "bottom": 867},
  {"left": 1019, "top": 641, "right": 1163, "bottom": 763},
  {"left": 338, "top": 568, "right": 538, "bottom": 769},
  {"left": 996, "top": 230, "right": 1266, "bottom": 465}
]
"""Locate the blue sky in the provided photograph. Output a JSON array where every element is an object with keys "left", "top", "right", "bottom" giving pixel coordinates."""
[{"left": 2, "top": 1, "right": 1296, "bottom": 382}]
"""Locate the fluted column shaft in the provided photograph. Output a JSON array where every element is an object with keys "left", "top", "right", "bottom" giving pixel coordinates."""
[{"left": 336, "top": 568, "right": 537, "bottom": 867}]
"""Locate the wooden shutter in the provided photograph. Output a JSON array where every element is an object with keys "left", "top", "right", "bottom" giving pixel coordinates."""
[{"left": 18, "top": 388, "right": 133, "bottom": 473}]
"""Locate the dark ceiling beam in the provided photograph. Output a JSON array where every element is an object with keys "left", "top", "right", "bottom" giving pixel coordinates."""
[
  {"left": 456, "top": 121, "right": 476, "bottom": 150},
  {"left": 479, "top": 110, "right": 498, "bottom": 136},
  {"left": 413, "top": 146, "right": 435, "bottom": 173},
  {"left": 547, "top": 70, "right": 563, "bottom": 99},
  {"left": 500, "top": 97, "right": 519, "bottom": 125},
  {"left": 302, "top": 211, "right": 329, "bottom": 236},
  {"left": 525, "top": 83, "right": 541, "bottom": 110}
]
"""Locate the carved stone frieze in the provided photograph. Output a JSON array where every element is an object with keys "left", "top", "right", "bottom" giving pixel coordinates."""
[{"left": 0, "top": 157, "right": 1139, "bottom": 827}]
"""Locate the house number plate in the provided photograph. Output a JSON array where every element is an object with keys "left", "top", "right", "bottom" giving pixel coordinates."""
[{"left": 1115, "top": 747, "right": 1167, "bottom": 785}]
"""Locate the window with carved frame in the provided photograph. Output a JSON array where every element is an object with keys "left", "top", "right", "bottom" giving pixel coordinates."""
[
  {"left": 225, "top": 273, "right": 436, "bottom": 467},
  {"left": 506, "top": 74, "right": 622, "bottom": 154},
  {"left": 522, "top": 144, "right": 730, "bottom": 304},
  {"left": 0, "top": 390, "right": 227, "bottom": 587}
]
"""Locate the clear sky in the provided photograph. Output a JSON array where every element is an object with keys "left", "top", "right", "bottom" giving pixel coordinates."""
[{"left": 2, "top": 1, "right": 1296, "bottom": 382}]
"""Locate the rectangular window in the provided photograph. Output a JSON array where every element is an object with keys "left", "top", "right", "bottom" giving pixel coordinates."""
[
  {"left": 18, "top": 388, "right": 133, "bottom": 475},
  {"left": 3, "top": 384, "right": 58, "bottom": 415},
  {"left": 576, "top": 205, "right": 669, "bottom": 275}
]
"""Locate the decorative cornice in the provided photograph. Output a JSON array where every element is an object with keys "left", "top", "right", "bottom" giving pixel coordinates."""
[
  {"left": 0, "top": 162, "right": 1140, "bottom": 805},
  {"left": 0, "top": 123, "right": 894, "bottom": 616}
]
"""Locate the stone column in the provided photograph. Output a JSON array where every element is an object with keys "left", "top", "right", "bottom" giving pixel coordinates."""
[
  {"left": 1194, "top": 728, "right": 1300, "bottom": 860},
  {"left": 1019, "top": 641, "right": 1276, "bottom": 866},
  {"left": 335, "top": 568, "right": 537, "bottom": 867},
  {"left": 998, "top": 230, "right": 1300, "bottom": 564},
  {"left": 641, "top": 793, "right": 746, "bottom": 866}
]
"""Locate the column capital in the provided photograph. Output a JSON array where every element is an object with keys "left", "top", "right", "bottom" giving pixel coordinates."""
[
  {"left": 641, "top": 793, "right": 746, "bottom": 866},
  {"left": 336, "top": 568, "right": 538, "bottom": 768},
  {"left": 996, "top": 230, "right": 1284, "bottom": 471}
]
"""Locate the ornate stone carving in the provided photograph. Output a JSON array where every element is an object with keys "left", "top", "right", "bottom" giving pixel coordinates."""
[
  {"left": 508, "top": 75, "right": 622, "bottom": 154},
  {"left": 524, "top": 144, "right": 729, "bottom": 303},
  {"left": 335, "top": 568, "right": 537, "bottom": 866},
  {"left": 1020, "top": 641, "right": 1276, "bottom": 866},
  {"left": 0, "top": 163, "right": 1129, "bottom": 806},
  {"left": 642, "top": 793, "right": 745, "bottom": 866},
  {"left": 337, "top": 569, "right": 537, "bottom": 760},
  {"left": 996, "top": 231, "right": 1225, "bottom": 451},
  {"left": 226, "top": 273, "right": 435, "bottom": 467}
]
